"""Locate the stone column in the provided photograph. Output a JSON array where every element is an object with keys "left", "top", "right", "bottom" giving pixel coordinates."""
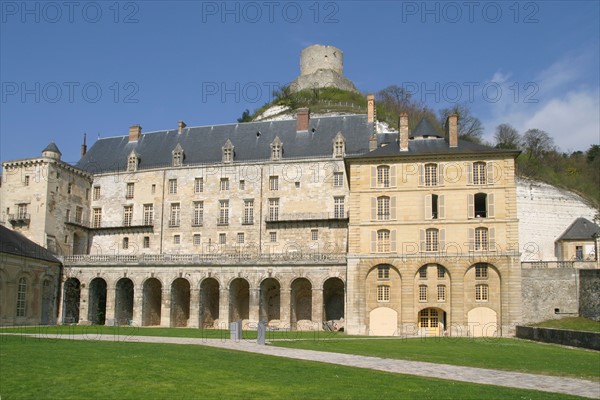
[
  {"left": 132, "top": 288, "right": 143, "bottom": 327},
  {"left": 78, "top": 286, "right": 89, "bottom": 324},
  {"left": 312, "top": 288, "right": 323, "bottom": 330},
  {"left": 189, "top": 287, "right": 200, "bottom": 328},
  {"left": 249, "top": 288, "right": 260, "bottom": 324},
  {"left": 280, "top": 288, "right": 291, "bottom": 330},
  {"left": 105, "top": 287, "right": 116, "bottom": 325},
  {"left": 161, "top": 288, "right": 171, "bottom": 327},
  {"left": 219, "top": 288, "right": 230, "bottom": 328}
]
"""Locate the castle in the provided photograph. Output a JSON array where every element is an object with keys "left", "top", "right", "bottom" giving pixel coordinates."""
[{"left": 2, "top": 45, "right": 598, "bottom": 334}]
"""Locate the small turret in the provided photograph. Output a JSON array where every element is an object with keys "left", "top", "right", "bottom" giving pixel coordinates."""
[{"left": 42, "top": 142, "right": 62, "bottom": 160}]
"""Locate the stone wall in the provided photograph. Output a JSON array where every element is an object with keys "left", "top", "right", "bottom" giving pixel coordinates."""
[
  {"left": 521, "top": 268, "right": 578, "bottom": 323},
  {"left": 516, "top": 325, "right": 600, "bottom": 351},
  {"left": 579, "top": 269, "right": 600, "bottom": 321}
]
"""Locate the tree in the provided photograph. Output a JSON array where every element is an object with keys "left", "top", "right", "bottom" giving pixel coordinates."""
[
  {"left": 376, "top": 85, "right": 438, "bottom": 131},
  {"left": 494, "top": 124, "right": 521, "bottom": 149},
  {"left": 587, "top": 144, "right": 600, "bottom": 164},
  {"left": 438, "top": 103, "right": 483, "bottom": 143},
  {"left": 522, "top": 128, "right": 555, "bottom": 160},
  {"left": 237, "top": 109, "right": 252, "bottom": 123}
]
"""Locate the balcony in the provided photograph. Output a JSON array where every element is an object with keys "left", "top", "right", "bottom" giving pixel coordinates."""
[
  {"left": 8, "top": 213, "right": 30, "bottom": 226},
  {"left": 66, "top": 218, "right": 154, "bottom": 231},
  {"left": 266, "top": 211, "right": 349, "bottom": 223}
]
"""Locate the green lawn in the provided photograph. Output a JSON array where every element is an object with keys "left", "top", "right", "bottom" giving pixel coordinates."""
[
  {"left": 531, "top": 317, "right": 600, "bottom": 332},
  {"left": 0, "top": 336, "right": 586, "bottom": 399},
  {"left": 273, "top": 337, "right": 600, "bottom": 381}
]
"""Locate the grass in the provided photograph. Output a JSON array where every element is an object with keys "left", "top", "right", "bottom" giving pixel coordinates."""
[
  {"left": 531, "top": 317, "right": 600, "bottom": 332},
  {"left": 273, "top": 337, "right": 600, "bottom": 381},
  {"left": 0, "top": 335, "right": 586, "bottom": 399}
]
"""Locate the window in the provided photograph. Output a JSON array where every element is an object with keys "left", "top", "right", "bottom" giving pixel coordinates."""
[
  {"left": 194, "top": 178, "right": 204, "bottom": 193},
  {"left": 476, "top": 284, "right": 489, "bottom": 301},
  {"left": 377, "top": 285, "right": 390, "bottom": 302},
  {"left": 243, "top": 200, "right": 254, "bottom": 225},
  {"left": 17, "top": 204, "right": 28, "bottom": 219},
  {"left": 128, "top": 153, "right": 138, "bottom": 172},
  {"left": 270, "top": 232, "right": 277, "bottom": 242},
  {"left": 170, "top": 203, "right": 181, "bottom": 227},
  {"left": 473, "top": 162, "right": 487, "bottom": 185},
  {"left": 222, "top": 140, "right": 234, "bottom": 163},
  {"left": 151, "top": 184, "right": 156, "bottom": 194},
  {"left": 575, "top": 246, "right": 584, "bottom": 260},
  {"left": 333, "top": 132, "right": 345, "bottom": 157},
  {"left": 377, "top": 165, "right": 390, "bottom": 188},
  {"left": 437, "top": 285, "right": 446, "bottom": 302},
  {"left": 66, "top": 209, "right": 71, "bottom": 222},
  {"left": 220, "top": 178, "right": 229, "bottom": 191},
  {"left": 311, "top": 229, "right": 318, "bottom": 241},
  {"left": 123, "top": 206, "right": 133, "bottom": 226},
  {"left": 295, "top": 181, "right": 300, "bottom": 188},
  {"left": 271, "top": 136, "right": 282, "bottom": 161},
  {"left": 126, "top": 183, "right": 134, "bottom": 199},
  {"left": 269, "top": 199, "right": 279, "bottom": 222},
  {"left": 431, "top": 194, "right": 439, "bottom": 219},
  {"left": 75, "top": 207, "right": 83, "bottom": 224},
  {"left": 174, "top": 235, "right": 181, "bottom": 245},
  {"left": 426, "top": 228, "right": 439, "bottom": 252},
  {"left": 93, "top": 208, "right": 102, "bottom": 228},
  {"left": 239, "top": 180, "right": 245, "bottom": 190},
  {"left": 474, "top": 193, "right": 487, "bottom": 218},
  {"left": 334, "top": 197, "right": 345, "bottom": 219},
  {"left": 143, "top": 236, "right": 150, "bottom": 249},
  {"left": 333, "top": 172, "right": 344, "bottom": 187},
  {"left": 93, "top": 186, "right": 100, "bottom": 200},
  {"left": 143, "top": 204, "right": 154, "bottom": 225},
  {"left": 419, "top": 285, "right": 427, "bottom": 302},
  {"left": 193, "top": 201, "right": 204, "bottom": 226},
  {"left": 219, "top": 233, "right": 226, "bottom": 245},
  {"left": 269, "top": 176, "right": 279, "bottom": 191},
  {"left": 169, "top": 179, "right": 177, "bottom": 194},
  {"left": 193, "top": 234, "right": 201, "bottom": 246},
  {"left": 219, "top": 200, "right": 229, "bottom": 225},
  {"left": 377, "top": 196, "right": 390, "bottom": 220},
  {"left": 172, "top": 144, "right": 184, "bottom": 167},
  {"left": 16, "top": 278, "right": 26, "bottom": 317},
  {"left": 237, "top": 232, "right": 245, "bottom": 244},
  {"left": 122, "top": 237, "right": 129, "bottom": 249},
  {"left": 475, "top": 227, "right": 488, "bottom": 251},
  {"left": 377, "top": 229, "right": 390, "bottom": 253},
  {"left": 378, "top": 265, "right": 390, "bottom": 280},
  {"left": 85, "top": 188, "right": 89, "bottom": 200},
  {"left": 475, "top": 264, "right": 488, "bottom": 279},
  {"left": 419, "top": 266, "right": 427, "bottom": 279},
  {"left": 24, "top": 176, "right": 30, "bottom": 186},
  {"left": 425, "top": 163, "right": 438, "bottom": 186},
  {"left": 67, "top": 183, "right": 72, "bottom": 194},
  {"left": 435, "top": 266, "right": 445, "bottom": 279}
]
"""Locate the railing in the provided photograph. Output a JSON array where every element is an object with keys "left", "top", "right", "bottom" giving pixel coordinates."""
[
  {"left": 8, "top": 213, "right": 30, "bottom": 225},
  {"left": 521, "top": 260, "right": 598, "bottom": 269},
  {"left": 62, "top": 252, "right": 347, "bottom": 265},
  {"left": 266, "top": 211, "right": 349, "bottom": 222},
  {"left": 66, "top": 219, "right": 154, "bottom": 229}
]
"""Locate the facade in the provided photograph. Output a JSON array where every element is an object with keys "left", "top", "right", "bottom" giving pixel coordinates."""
[{"left": 555, "top": 218, "right": 600, "bottom": 262}]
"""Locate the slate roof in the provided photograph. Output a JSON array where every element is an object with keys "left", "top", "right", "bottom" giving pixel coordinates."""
[
  {"left": 0, "top": 225, "right": 60, "bottom": 264},
  {"left": 42, "top": 142, "right": 62, "bottom": 155},
  {"left": 557, "top": 218, "right": 600, "bottom": 241},
  {"left": 411, "top": 118, "right": 443, "bottom": 138},
  {"left": 76, "top": 115, "right": 374, "bottom": 173}
]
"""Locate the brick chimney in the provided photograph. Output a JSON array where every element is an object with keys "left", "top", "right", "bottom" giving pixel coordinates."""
[
  {"left": 369, "top": 133, "right": 378, "bottom": 151},
  {"left": 446, "top": 114, "right": 458, "bottom": 148},
  {"left": 178, "top": 120, "right": 187, "bottom": 134},
  {"left": 296, "top": 108, "right": 310, "bottom": 132},
  {"left": 399, "top": 112, "right": 409, "bottom": 152},
  {"left": 129, "top": 125, "right": 141, "bottom": 142},
  {"left": 367, "top": 94, "right": 375, "bottom": 123},
  {"left": 81, "top": 132, "right": 87, "bottom": 157}
]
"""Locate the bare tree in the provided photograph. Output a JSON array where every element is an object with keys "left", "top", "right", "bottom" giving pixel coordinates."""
[
  {"left": 522, "top": 128, "right": 555, "bottom": 159},
  {"left": 438, "top": 103, "right": 483, "bottom": 143},
  {"left": 494, "top": 123, "right": 521, "bottom": 149}
]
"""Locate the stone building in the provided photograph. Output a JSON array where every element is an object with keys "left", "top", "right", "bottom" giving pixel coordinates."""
[{"left": 290, "top": 45, "right": 358, "bottom": 93}]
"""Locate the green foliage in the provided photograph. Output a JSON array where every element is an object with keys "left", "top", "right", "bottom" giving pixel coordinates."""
[{"left": 237, "top": 109, "right": 252, "bottom": 123}]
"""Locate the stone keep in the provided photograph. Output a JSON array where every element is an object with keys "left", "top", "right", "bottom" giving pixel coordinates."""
[{"left": 290, "top": 45, "right": 358, "bottom": 93}]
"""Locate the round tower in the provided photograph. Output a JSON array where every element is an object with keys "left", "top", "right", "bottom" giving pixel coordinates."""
[
  {"left": 42, "top": 142, "right": 62, "bottom": 160},
  {"left": 300, "top": 45, "right": 344, "bottom": 76}
]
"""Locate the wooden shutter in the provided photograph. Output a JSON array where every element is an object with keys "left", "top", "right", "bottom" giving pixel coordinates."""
[
  {"left": 487, "top": 193, "right": 495, "bottom": 218},
  {"left": 419, "top": 229, "right": 425, "bottom": 252},
  {"left": 390, "top": 166, "right": 396, "bottom": 187},
  {"left": 371, "top": 166, "right": 376, "bottom": 188},
  {"left": 439, "top": 229, "right": 446, "bottom": 252},
  {"left": 390, "top": 196, "right": 397, "bottom": 220},
  {"left": 438, "top": 194, "right": 445, "bottom": 219},
  {"left": 424, "top": 194, "right": 432, "bottom": 220},
  {"left": 371, "top": 231, "right": 377, "bottom": 253},
  {"left": 487, "top": 162, "right": 495, "bottom": 184},
  {"left": 468, "top": 228, "right": 475, "bottom": 252},
  {"left": 467, "top": 162, "right": 473, "bottom": 185},
  {"left": 438, "top": 163, "right": 444, "bottom": 186},
  {"left": 390, "top": 230, "right": 397, "bottom": 253},
  {"left": 418, "top": 164, "right": 424, "bottom": 186},
  {"left": 371, "top": 197, "right": 377, "bottom": 220},
  {"left": 468, "top": 194, "right": 474, "bottom": 218},
  {"left": 489, "top": 227, "right": 496, "bottom": 251}
]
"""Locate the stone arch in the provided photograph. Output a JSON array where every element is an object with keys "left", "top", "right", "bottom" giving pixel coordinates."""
[
  {"left": 88, "top": 277, "right": 107, "bottom": 325},
  {"left": 41, "top": 278, "right": 55, "bottom": 325},
  {"left": 468, "top": 307, "right": 498, "bottom": 337},
  {"left": 199, "top": 278, "right": 220, "bottom": 328},
  {"left": 259, "top": 278, "right": 280, "bottom": 324},
  {"left": 142, "top": 278, "right": 162, "bottom": 326},
  {"left": 290, "top": 277, "right": 312, "bottom": 328},
  {"left": 229, "top": 278, "right": 250, "bottom": 322},
  {"left": 323, "top": 277, "right": 344, "bottom": 321},
  {"left": 170, "top": 278, "right": 191, "bottom": 328},
  {"left": 115, "top": 278, "right": 134, "bottom": 325},
  {"left": 464, "top": 263, "right": 502, "bottom": 335},
  {"left": 62, "top": 278, "right": 81, "bottom": 324},
  {"left": 369, "top": 307, "right": 397, "bottom": 336},
  {"left": 365, "top": 264, "right": 402, "bottom": 335},
  {"left": 418, "top": 307, "right": 446, "bottom": 336}
]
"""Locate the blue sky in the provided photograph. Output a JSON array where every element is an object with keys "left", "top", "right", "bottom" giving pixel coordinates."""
[{"left": 1, "top": 0, "right": 599, "bottom": 163}]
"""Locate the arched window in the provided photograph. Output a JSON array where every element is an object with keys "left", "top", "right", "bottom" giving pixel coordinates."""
[
  {"left": 377, "top": 196, "right": 390, "bottom": 220},
  {"left": 127, "top": 151, "right": 138, "bottom": 172},
  {"left": 377, "top": 265, "right": 390, "bottom": 280},
  {"left": 333, "top": 132, "right": 345, "bottom": 157},
  {"left": 16, "top": 277, "right": 27, "bottom": 317},
  {"left": 473, "top": 162, "right": 487, "bottom": 185},
  {"left": 271, "top": 136, "right": 283, "bottom": 161},
  {"left": 377, "top": 229, "right": 390, "bottom": 253},
  {"left": 377, "top": 165, "right": 390, "bottom": 188},
  {"left": 418, "top": 266, "right": 427, "bottom": 279},
  {"left": 222, "top": 139, "right": 234, "bottom": 164}
]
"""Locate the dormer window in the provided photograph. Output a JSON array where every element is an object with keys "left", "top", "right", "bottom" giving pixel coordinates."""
[
  {"left": 127, "top": 151, "right": 138, "bottom": 172},
  {"left": 172, "top": 144, "right": 184, "bottom": 167},
  {"left": 222, "top": 139, "right": 234, "bottom": 164},
  {"left": 271, "top": 136, "right": 283, "bottom": 161},
  {"left": 333, "top": 132, "right": 345, "bottom": 158}
]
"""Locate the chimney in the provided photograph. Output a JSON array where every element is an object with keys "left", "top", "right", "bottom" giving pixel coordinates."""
[
  {"left": 399, "top": 112, "right": 409, "bottom": 152},
  {"left": 446, "top": 114, "right": 458, "bottom": 148},
  {"left": 129, "top": 125, "right": 141, "bottom": 142},
  {"left": 296, "top": 108, "right": 310, "bottom": 132},
  {"left": 367, "top": 94, "right": 375, "bottom": 123},
  {"left": 81, "top": 132, "right": 87, "bottom": 157},
  {"left": 178, "top": 120, "right": 187, "bottom": 134},
  {"left": 369, "top": 133, "right": 378, "bottom": 151}
]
